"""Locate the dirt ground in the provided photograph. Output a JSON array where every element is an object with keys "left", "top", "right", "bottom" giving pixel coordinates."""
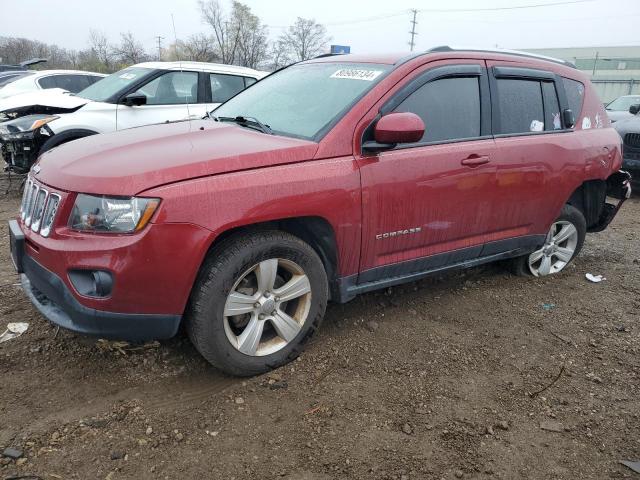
[{"left": 0, "top": 174, "right": 639, "bottom": 480}]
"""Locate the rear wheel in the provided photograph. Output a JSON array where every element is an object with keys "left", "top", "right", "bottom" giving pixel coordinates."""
[
  {"left": 186, "top": 231, "right": 328, "bottom": 376},
  {"left": 511, "top": 204, "right": 586, "bottom": 277}
]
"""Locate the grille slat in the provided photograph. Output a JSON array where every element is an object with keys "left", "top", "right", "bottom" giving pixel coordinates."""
[
  {"left": 20, "top": 176, "right": 61, "bottom": 237},
  {"left": 624, "top": 133, "right": 640, "bottom": 150},
  {"left": 24, "top": 183, "right": 39, "bottom": 227},
  {"left": 40, "top": 194, "right": 60, "bottom": 237},
  {"left": 31, "top": 188, "right": 48, "bottom": 233}
]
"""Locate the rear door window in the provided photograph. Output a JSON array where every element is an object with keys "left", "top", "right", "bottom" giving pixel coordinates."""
[
  {"left": 210, "top": 74, "right": 245, "bottom": 103},
  {"left": 495, "top": 79, "right": 545, "bottom": 134},
  {"left": 393, "top": 76, "right": 481, "bottom": 143}
]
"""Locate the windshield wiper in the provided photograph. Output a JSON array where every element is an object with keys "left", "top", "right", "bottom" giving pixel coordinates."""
[{"left": 213, "top": 115, "right": 273, "bottom": 135}]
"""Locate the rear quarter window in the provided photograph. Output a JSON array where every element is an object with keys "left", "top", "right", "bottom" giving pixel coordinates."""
[{"left": 562, "top": 77, "right": 585, "bottom": 120}]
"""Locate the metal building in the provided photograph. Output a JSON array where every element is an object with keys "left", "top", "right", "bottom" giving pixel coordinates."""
[{"left": 524, "top": 46, "right": 640, "bottom": 103}]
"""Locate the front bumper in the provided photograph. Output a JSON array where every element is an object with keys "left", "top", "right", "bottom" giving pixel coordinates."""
[
  {"left": 10, "top": 218, "right": 188, "bottom": 341},
  {"left": 0, "top": 130, "right": 42, "bottom": 173}
]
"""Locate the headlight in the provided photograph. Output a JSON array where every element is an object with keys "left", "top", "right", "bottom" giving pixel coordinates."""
[
  {"left": 69, "top": 194, "right": 160, "bottom": 233},
  {"left": 0, "top": 115, "right": 58, "bottom": 135}
]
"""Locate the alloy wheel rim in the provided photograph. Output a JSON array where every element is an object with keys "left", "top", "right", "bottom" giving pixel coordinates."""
[
  {"left": 528, "top": 220, "right": 578, "bottom": 277},
  {"left": 223, "top": 258, "right": 312, "bottom": 356}
]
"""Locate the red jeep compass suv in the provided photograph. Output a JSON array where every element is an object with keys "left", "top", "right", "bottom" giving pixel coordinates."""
[{"left": 9, "top": 47, "right": 631, "bottom": 376}]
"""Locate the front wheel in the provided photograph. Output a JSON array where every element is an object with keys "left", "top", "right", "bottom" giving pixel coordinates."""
[
  {"left": 511, "top": 204, "right": 586, "bottom": 277},
  {"left": 186, "top": 231, "right": 328, "bottom": 376}
]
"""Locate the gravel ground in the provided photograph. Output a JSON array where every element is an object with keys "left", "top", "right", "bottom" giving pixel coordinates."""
[{"left": 0, "top": 175, "right": 639, "bottom": 480}]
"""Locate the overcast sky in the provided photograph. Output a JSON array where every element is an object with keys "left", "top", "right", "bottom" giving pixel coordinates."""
[{"left": 1, "top": 0, "right": 639, "bottom": 56}]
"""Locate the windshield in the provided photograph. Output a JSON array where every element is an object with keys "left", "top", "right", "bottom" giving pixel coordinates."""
[
  {"left": 77, "top": 67, "right": 153, "bottom": 103},
  {"left": 213, "top": 62, "right": 390, "bottom": 140},
  {"left": 607, "top": 95, "right": 640, "bottom": 112}
]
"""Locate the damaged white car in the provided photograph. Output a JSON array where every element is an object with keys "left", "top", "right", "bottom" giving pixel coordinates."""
[{"left": 0, "top": 61, "right": 267, "bottom": 172}]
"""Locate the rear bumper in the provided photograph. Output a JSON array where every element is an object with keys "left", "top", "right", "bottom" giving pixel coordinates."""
[
  {"left": 588, "top": 170, "right": 632, "bottom": 233},
  {"left": 20, "top": 252, "right": 181, "bottom": 341}
]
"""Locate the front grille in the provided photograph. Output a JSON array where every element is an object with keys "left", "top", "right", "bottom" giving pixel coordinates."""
[
  {"left": 20, "top": 176, "right": 62, "bottom": 237},
  {"left": 625, "top": 133, "right": 640, "bottom": 149}
]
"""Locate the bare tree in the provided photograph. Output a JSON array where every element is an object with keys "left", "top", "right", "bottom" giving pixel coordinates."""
[
  {"left": 269, "top": 39, "right": 292, "bottom": 71},
  {"left": 88, "top": 30, "right": 112, "bottom": 71},
  {"left": 279, "top": 18, "right": 330, "bottom": 62},
  {"left": 199, "top": 0, "right": 240, "bottom": 64},
  {"left": 199, "top": 0, "right": 268, "bottom": 68},
  {"left": 112, "top": 32, "right": 147, "bottom": 66},
  {"left": 233, "top": 2, "right": 268, "bottom": 69},
  {"left": 176, "top": 33, "right": 220, "bottom": 62}
]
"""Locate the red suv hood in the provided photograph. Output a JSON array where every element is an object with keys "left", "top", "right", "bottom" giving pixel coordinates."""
[{"left": 36, "top": 120, "right": 319, "bottom": 196}]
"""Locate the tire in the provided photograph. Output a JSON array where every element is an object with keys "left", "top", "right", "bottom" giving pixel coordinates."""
[
  {"left": 39, "top": 129, "right": 97, "bottom": 155},
  {"left": 185, "top": 230, "right": 328, "bottom": 376},
  {"left": 510, "top": 204, "right": 586, "bottom": 277}
]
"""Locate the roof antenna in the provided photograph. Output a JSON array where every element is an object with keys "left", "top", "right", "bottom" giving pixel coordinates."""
[{"left": 171, "top": 13, "right": 192, "bottom": 130}]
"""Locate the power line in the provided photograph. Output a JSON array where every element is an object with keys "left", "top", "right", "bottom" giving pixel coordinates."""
[
  {"left": 417, "top": 0, "right": 595, "bottom": 12},
  {"left": 268, "top": 1, "right": 596, "bottom": 29},
  {"left": 408, "top": 9, "right": 418, "bottom": 52}
]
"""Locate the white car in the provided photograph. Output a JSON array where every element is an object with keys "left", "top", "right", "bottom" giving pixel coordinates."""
[
  {"left": 0, "top": 69, "right": 106, "bottom": 100},
  {"left": 0, "top": 61, "right": 268, "bottom": 172}
]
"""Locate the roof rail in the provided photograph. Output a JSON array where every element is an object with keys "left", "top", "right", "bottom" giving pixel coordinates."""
[{"left": 427, "top": 46, "right": 576, "bottom": 69}]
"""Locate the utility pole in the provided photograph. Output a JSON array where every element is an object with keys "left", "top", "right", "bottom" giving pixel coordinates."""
[
  {"left": 155, "top": 36, "right": 164, "bottom": 61},
  {"left": 408, "top": 9, "right": 418, "bottom": 52}
]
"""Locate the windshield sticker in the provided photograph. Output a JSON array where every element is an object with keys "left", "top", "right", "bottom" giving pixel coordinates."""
[
  {"left": 330, "top": 69, "right": 383, "bottom": 81},
  {"left": 582, "top": 116, "right": 592, "bottom": 129},
  {"left": 119, "top": 73, "right": 137, "bottom": 80},
  {"left": 530, "top": 120, "right": 544, "bottom": 132},
  {"left": 553, "top": 113, "right": 561, "bottom": 130}
]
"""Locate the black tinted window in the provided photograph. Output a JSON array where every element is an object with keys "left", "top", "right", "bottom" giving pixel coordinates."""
[
  {"left": 38, "top": 74, "right": 94, "bottom": 93},
  {"left": 210, "top": 74, "right": 245, "bottom": 103},
  {"left": 542, "top": 81, "right": 562, "bottom": 130},
  {"left": 394, "top": 76, "right": 481, "bottom": 143},
  {"left": 562, "top": 77, "right": 585, "bottom": 120},
  {"left": 85, "top": 75, "right": 102, "bottom": 87},
  {"left": 496, "top": 79, "right": 545, "bottom": 134}
]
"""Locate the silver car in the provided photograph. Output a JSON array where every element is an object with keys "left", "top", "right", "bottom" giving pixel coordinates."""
[{"left": 606, "top": 94, "right": 640, "bottom": 123}]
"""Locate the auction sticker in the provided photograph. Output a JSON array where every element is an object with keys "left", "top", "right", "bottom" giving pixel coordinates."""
[{"left": 330, "top": 69, "right": 383, "bottom": 81}]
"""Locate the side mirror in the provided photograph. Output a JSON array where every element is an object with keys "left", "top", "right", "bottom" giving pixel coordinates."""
[
  {"left": 563, "top": 109, "right": 575, "bottom": 129},
  {"left": 363, "top": 112, "right": 425, "bottom": 152},
  {"left": 629, "top": 104, "right": 640, "bottom": 115},
  {"left": 122, "top": 93, "right": 147, "bottom": 107}
]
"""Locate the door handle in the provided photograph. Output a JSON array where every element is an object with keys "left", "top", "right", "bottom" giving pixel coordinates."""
[{"left": 461, "top": 155, "right": 490, "bottom": 167}]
